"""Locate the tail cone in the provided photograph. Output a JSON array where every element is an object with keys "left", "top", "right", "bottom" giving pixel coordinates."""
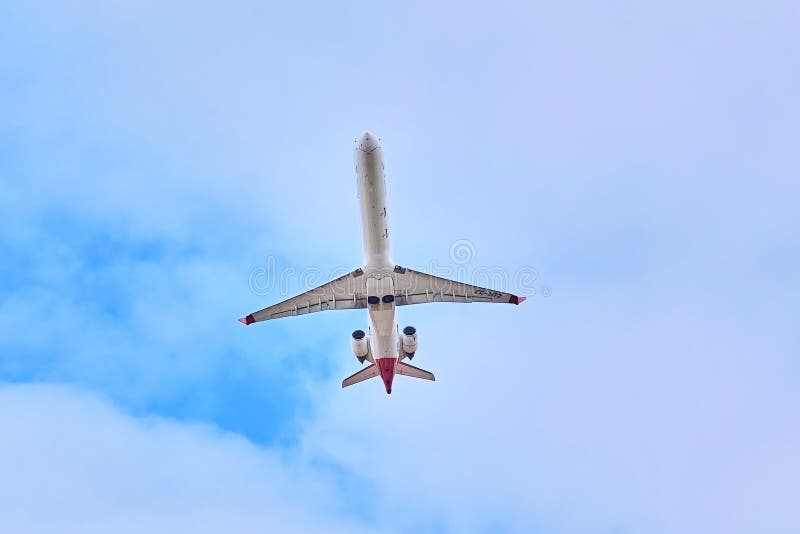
[{"left": 376, "top": 358, "right": 395, "bottom": 394}]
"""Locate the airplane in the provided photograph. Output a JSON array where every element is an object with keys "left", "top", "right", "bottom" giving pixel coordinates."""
[{"left": 238, "top": 131, "right": 525, "bottom": 394}]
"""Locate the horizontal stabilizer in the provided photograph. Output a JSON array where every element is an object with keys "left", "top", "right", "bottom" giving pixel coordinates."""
[
  {"left": 342, "top": 364, "right": 379, "bottom": 388},
  {"left": 396, "top": 362, "right": 435, "bottom": 381}
]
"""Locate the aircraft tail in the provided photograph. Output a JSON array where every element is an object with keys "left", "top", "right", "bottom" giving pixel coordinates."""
[
  {"left": 396, "top": 362, "right": 436, "bottom": 381},
  {"left": 342, "top": 364, "right": 379, "bottom": 388}
]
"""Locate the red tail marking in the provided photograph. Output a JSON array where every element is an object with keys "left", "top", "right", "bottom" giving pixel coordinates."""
[{"left": 376, "top": 358, "right": 396, "bottom": 394}]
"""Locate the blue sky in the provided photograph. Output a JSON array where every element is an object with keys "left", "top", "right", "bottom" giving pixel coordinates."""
[{"left": 1, "top": 1, "right": 798, "bottom": 532}]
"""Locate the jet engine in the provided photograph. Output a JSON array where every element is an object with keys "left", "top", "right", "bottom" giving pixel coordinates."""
[
  {"left": 401, "top": 326, "right": 417, "bottom": 359},
  {"left": 351, "top": 329, "right": 369, "bottom": 364}
]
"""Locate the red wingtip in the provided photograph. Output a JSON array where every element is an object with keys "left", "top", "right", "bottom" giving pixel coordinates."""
[
  {"left": 238, "top": 314, "right": 255, "bottom": 325},
  {"left": 509, "top": 295, "right": 527, "bottom": 305}
]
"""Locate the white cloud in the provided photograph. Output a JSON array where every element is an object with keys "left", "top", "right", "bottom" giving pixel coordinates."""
[
  {"left": 4, "top": 275, "right": 798, "bottom": 534},
  {"left": 2, "top": 2, "right": 798, "bottom": 533},
  {"left": 299, "top": 280, "right": 800, "bottom": 534},
  {"left": 0, "top": 383, "right": 372, "bottom": 534}
]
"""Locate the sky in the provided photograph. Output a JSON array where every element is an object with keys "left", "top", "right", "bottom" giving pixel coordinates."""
[{"left": 0, "top": 0, "right": 798, "bottom": 532}]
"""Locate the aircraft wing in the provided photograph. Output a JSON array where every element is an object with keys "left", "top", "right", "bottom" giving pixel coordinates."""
[
  {"left": 239, "top": 269, "right": 367, "bottom": 325},
  {"left": 392, "top": 266, "right": 526, "bottom": 306}
]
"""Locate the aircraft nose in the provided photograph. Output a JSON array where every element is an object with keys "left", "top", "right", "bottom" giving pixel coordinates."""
[{"left": 357, "top": 131, "right": 380, "bottom": 153}]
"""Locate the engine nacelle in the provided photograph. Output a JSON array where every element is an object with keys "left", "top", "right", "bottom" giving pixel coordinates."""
[
  {"left": 351, "top": 329, "right": 369, "bottom": 364},
  {"left": 401, "top": 326, "right": 418, "bottom": 358}
]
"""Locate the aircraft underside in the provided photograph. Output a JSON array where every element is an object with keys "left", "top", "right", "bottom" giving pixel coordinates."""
[{"left": 238, "top": 131, "right": 524, "bottom": 394}]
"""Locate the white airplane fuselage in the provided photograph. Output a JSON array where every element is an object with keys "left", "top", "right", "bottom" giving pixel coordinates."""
[
  {"left": 355, "top": 131, "right": 400, "bottom": 393},
  {"left": 238, "top": 130, "right": 523, "bottom": 393}
]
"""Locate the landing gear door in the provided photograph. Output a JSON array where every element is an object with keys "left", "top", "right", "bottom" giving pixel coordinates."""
[
  {"left": 366, "top": 275, "right": 394, "bottom": 307},
  {"left": 366, "top": 276, "right": 379, "bottom": 302},
  {"left": 379, "top": 276, "right": 394, "bottom": 301}
]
